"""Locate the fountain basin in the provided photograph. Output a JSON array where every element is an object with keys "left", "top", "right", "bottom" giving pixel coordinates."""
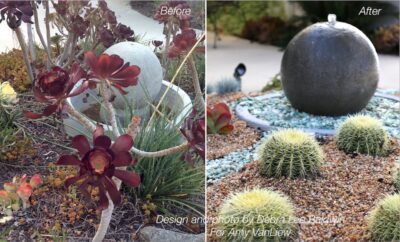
[{"left": 63, "top": 80, "right": 192, "bottom": 137}]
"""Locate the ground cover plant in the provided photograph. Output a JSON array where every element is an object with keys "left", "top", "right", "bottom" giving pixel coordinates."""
[{"left": 0, "top": 0, "right": 205, "bottom": 240}]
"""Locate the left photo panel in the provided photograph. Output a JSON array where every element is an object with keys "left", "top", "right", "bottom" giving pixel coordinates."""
[{"left": 0, "top": 1, "right": 205, "bottom": 241}]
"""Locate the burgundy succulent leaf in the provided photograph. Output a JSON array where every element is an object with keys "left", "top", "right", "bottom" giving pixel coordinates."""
[
  {"left": 152, "top": 40, "right": 163, "bottom": 48},
  {"left": 24, "top": 63, "right": 88, "bottom": 119},
  {"left": 114, "top": 23, "right": 134, "bottom": 40},
  {"left": 180, "top": 109, "right": 205, "bottom": 164},
  {"left": 168, "top": 29, "right": 200, "bottom": 58},
  {"left": 0, "top": 1, "right": 33, "bottom": 29},
  {"left": 56, "top": 125, "right": 140, "bottom": 209},
  {"left": 98, "top": 28, "right": 115, "bottom": 48},
  {"left": 71, "top": 15, "right": 90, "bottom": 38},
  {"left": 105, "top": 9, "right": 117, "bottom": 26},
  {"left": 84, "top": 51, "right": 140, "bottom": 94}
]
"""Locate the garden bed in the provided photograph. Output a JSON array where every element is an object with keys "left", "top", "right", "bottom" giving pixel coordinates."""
[{"left": 207, "top": 137, "right": 400, "bottom": 241}]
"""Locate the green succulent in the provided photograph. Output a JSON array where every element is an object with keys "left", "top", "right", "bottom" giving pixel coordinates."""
[
  {"left": 257, "top": 129, "right": 323, "bottom": 179},
  {"left": 336, "top": 115, "right": 390, "bottom": 156},
  {"left": 217, "top": 188, "right": 296, "bottom": 242},
  {"left": 368, "top": 193, "right": 400, "bottom": 241}
]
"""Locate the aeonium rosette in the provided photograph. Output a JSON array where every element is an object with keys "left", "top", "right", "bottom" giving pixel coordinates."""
[
  {"left": 180, "top": 109, "right": 205, "bottom": 165},
  {"left": 0, "top": 1, "right": 33, "bottom": 29},
  {"left": 168, "top": 29, "right": 204, "bottom": 58},
  {"left": 24, "top": 63, "right": 88, "bottom": 119},
  {"left": 84, "top": 51, "right": 141, "bottom": 95},
  {"left": 56, "top": 125, "right": 140, "bottom": 209}
]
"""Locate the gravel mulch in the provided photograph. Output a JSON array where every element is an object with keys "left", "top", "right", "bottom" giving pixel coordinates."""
[
  {"left": 206, "top": 92, "right": 263, "bottom": 161},
  {"left": 207, "top": 120, "right": 260, "bottom": 160},
  {"left": 206, "top": 138, "right": 400, "bottom": 242}
]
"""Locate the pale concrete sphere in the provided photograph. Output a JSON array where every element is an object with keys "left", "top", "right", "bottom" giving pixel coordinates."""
[
  {"left": 104, "top": 41, "right": 163, "bottom": 109},
  {"left": 280, "top": 16, "right": 379, "bottom": 116}
]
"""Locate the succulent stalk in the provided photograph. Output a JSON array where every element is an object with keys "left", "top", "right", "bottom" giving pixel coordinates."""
[
  {"left": 31, "top": 0, "right": 52, "bottom": 69},
  {"left": 64, "top": 102, "right": 96, "bottom": 132},
  {"left": 99, "top": 83, "right": 120, "bottom": 138},
  {"left": 14, "top": 27, "right": 34, "bottom": 83}
]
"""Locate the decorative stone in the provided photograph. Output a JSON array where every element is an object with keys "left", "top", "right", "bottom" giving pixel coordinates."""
[
  {"left": 281, "top": 14, "right": 379, "bottom": 116},
  {"left": 103, "top": 41, "right": 163, "bottom": 109},
  {"left": 139, "top": 226, "right": 204, "bottom": 242}
]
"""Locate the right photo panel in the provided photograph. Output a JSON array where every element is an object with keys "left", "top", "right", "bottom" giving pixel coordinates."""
[{"left": 206, "top": 1, "right": 400, "bottom": 241}]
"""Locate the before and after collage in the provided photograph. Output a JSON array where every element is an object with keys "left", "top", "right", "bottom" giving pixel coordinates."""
[{"left": 0, "top": 0, "right": 399, "bottom": 241}]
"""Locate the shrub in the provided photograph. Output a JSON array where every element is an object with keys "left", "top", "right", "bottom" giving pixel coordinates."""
[
  {"left": 207, "top": 102, "right": 234, "bottom": 135},
  {"left": 368, "top": 193, "right": 400, "bottom": 241},
  {"left": 261, "top": 73, "right": 282, "bottom": 92},
  {"left": 373, "top": 24, "right": 399, "bottom": 54},
  {"left": 258, "top": 129, "right": 323, "bottom": 179},
  {"left": 217, "top": 188, "right": 296, "bottom": 242},
  {"left": 336, "top": 115, "right": 390, "bottom": 156}
]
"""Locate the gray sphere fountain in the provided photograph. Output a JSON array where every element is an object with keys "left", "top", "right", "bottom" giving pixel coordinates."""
[{"left": 281, "top": 14, "right": 379, "bottom": 116}]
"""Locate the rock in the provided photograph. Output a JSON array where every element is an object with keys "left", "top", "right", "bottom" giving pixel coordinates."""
[
  {"left": 138, "top": 226, "right": 204, "bottom": 242},
  {"left": 103, "top": 41, "right": 163, "bottom": 110},
  {"left": 281, "top": 15, "right": 379, "bottom": 116}
]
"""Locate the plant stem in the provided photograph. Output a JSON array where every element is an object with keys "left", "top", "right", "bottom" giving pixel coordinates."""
[
  {"left": 44, "top": 0, "right": 52, "bottom": 69},
  {"left": 27, "top": 23, "right": 36, "bottom": 62},
  {"left": 14, "top": 27, "right": 34, "bottom": 83},
  {"left": 93, "top": 83, "right": 122, "bottom": 242},
  {"left": 187, "top": 55, "right": 204, "bottom": 111},
  {"left": 131, "top": 142, "right": 189, "bottom": 158},
  {"left": 32, "top": 0, "right": 52, "bottom": 69},
  {"left": 99, "top": 84, "right": 120, "bottom": 138},
  {"left": 162, "top": 22, "right": 171, "bottom": 69},
  {"left": 57, "top": 34, "right": 73, "bottom": 66},
  {"left": 64, "top": 102, "right": 96, "bottom": 132}
]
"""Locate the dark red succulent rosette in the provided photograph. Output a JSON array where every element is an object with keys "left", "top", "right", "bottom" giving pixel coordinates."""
[
  {"left": 98, "top": 27, "right": 115, "bottom": 48},
  {"left": 152, "top": 40, "right": 163, "bottom": 48},
  {"left": 0, "top": 1, "right": 33, "bottom": 29},
  {"left": 168, "top": 29, "right": 203, "bottom": 58},
  {"left": 70, "top": 15, "right": 90, "bottom": 38},
  {"left": 24, "top": 63, "right": 88, "bottom": 119},
  {"left": 84, "top": 51, "right": 141, "bottom": 95},
  {"left": 114, "top": 23, "right": 134, "bottom": 40},
  {"left": 56, "top": 125, "right": 140, "bottom": 209},
  {"left": 180, "top": 109, "right": 205, "bottom": 165}
]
